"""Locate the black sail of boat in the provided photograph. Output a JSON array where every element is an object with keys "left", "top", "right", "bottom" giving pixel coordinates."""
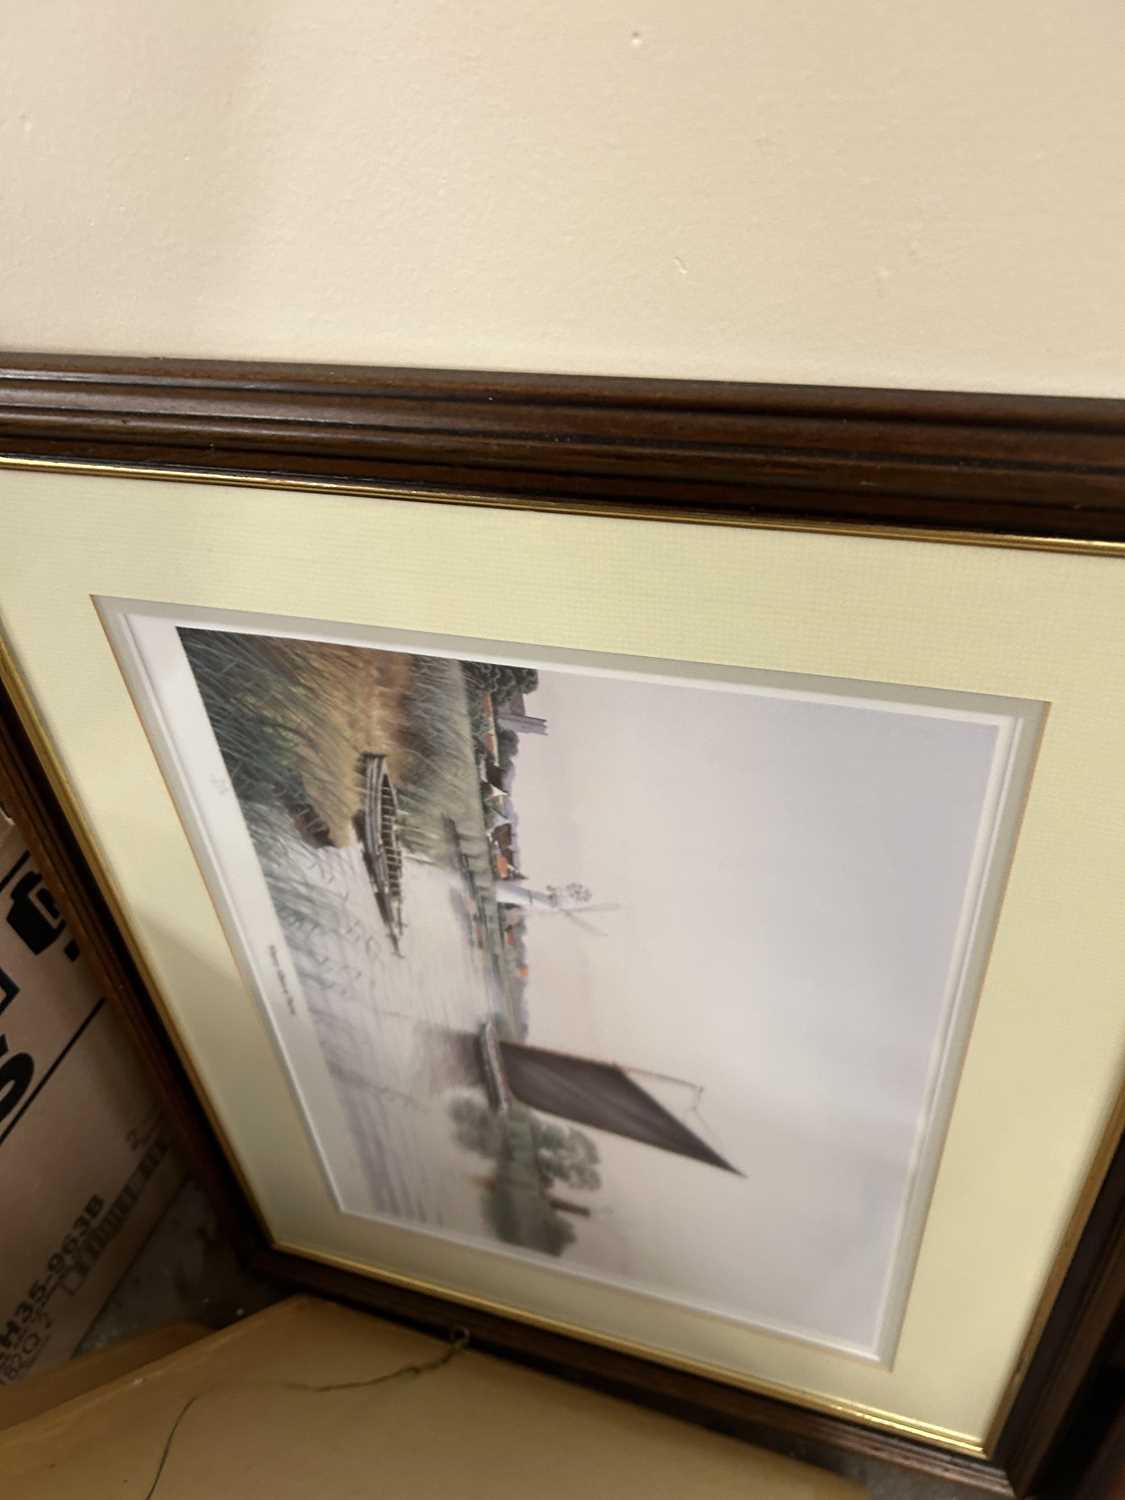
[{"left": 497, "top": 1040, "right": 740, "bottom": 1174}]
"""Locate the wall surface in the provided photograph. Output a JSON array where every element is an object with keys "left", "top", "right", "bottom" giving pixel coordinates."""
[{"left": 2, "top": 2, "right": 1122, "bottom": 395}]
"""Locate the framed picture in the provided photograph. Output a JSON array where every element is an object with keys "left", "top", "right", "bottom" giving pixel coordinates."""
[{"left": 1, "top": 356, "right": 1122, "bottom": 1495}]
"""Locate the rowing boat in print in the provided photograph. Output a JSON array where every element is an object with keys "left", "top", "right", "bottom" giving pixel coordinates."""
[{"left": 356, "top": 751, "right": 406, "bottom": 955}]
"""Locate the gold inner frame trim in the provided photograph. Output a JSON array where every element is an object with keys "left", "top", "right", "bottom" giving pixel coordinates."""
[
  {"left": 277, "top": 1238, "right": 986, "bottom": 1455},
  {"left": 0, "top": 451, "right": 1121, "bottom": 1460},
  {"left": 982, "top": 1078, "right": 1125, "bottom": 1453},
  {"left": 0, "top": 623, "right": 273, "bottom": 1246},
  {"left": 2, "top": 452, "right": 1125, "bottom": 560}
]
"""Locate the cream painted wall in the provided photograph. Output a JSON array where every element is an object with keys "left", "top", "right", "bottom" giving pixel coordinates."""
[{"left": 2, "top": 2, "right": 1122, "bottom": 394}]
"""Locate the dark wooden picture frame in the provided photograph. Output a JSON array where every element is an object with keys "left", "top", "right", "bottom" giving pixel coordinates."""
[{"left": 1, "top": 354, "right": 1122, "bottom": 1497}]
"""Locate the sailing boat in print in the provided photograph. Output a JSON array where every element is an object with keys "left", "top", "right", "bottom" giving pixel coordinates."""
[{"left": 477, "top": 1020, "right": 741, "bottom": 1174}]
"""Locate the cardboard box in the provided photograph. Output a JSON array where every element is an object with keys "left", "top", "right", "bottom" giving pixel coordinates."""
[
  {"left": 0, "top": 1298, "right": 865, "bottom": 1497},
  {"left": 0, "top": 1321, "right": 207, "bottom": 1431},
  {"left": 0, "top": 813, "right": 182, "bottom": 1382}
]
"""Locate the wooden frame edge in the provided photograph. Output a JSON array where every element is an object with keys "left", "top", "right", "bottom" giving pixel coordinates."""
[
  {"left": 1, "top": 352, "right": 1124, "bottom": 542},
  {"left": 0, "top": 652, "right": 264, "bottom": 1266},
  {"left": 991, "top": 1128, "right": 1125, "bottom": 1494},
  {"left": 253, "top": 1243, "right": 1015, "bottom": 1493},
  {"left": 2, "top": 356, "right": 1123, "bottom": 1494}
]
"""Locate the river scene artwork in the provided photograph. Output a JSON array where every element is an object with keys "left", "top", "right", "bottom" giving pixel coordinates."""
[{"left": 168, "top": 622, "right": 1017, "bottom": 1356}]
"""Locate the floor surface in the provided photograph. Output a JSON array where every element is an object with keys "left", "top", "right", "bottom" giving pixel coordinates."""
[{"left": 81, "top": 1181, "right": 991, "bottom": 1499}]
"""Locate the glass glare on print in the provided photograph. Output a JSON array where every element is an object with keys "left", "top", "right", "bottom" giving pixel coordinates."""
[{"left": 104, "top": 601, "right": 1042, "bottom": 1362}]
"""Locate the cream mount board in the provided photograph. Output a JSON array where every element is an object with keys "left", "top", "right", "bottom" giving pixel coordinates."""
[{"left": 0, "top": 466, "right": 1122, "bottom": 1450}]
